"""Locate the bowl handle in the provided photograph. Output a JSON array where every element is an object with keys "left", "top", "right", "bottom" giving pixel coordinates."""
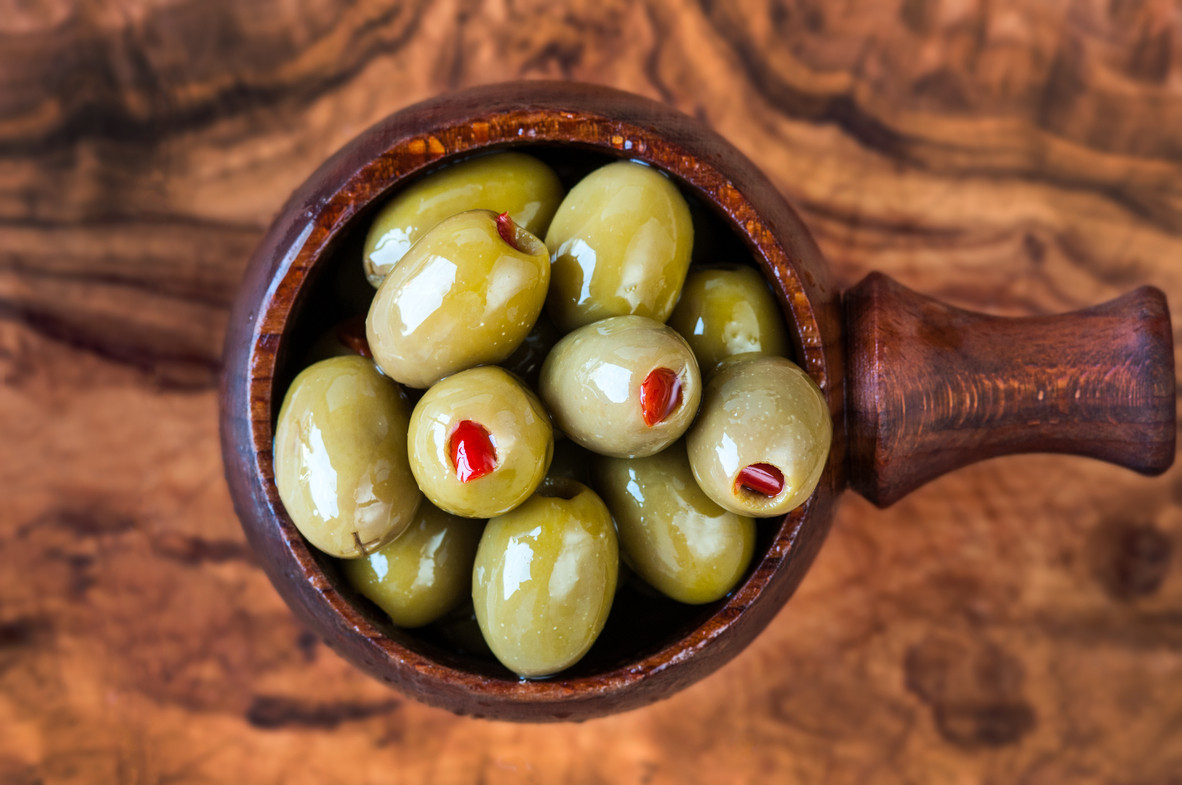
[{"left": 843, "top": 272, "right": 1176, "bottom": 507}]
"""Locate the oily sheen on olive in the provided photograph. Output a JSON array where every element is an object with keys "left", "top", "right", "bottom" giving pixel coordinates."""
[
  {"left": 539, "top": 315, "right": 701, "bottom": 458},
  {"left": 366, "top": 209, "right": 550, "bottom": 389},
  {"left": 363, "top": 152, "right": 564, "bottom": 286},
  {"left": 342, "top": 501, "right": 484, "bottom": 628},
  {"left": 667, "top": 266, "right": 792, "bottom": 376},
  {"left": 472, "top": 480, "right": 618, "bottom": 678},
  {"left": 545, "top": 161, "right": 694, "bottom": 332},
  {"left": 593, "top": 441, "right": 755, "bottom": 604},
  {"left": 273, "top": 356, "right": 422, "bottom": 558},
  {"left": 687, "top": 354, "right": 832, "bottom": 517},
  {"left": 408, "top": 366, "right": 553, "bottom": 519}
]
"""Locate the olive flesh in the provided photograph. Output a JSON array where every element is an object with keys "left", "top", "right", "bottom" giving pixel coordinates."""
[
  {"left": 543, "top": 440, "right": 632, "bottom": 595},
  {"left": 593, "top": 441, "right": 755, "bottom": 604},
  {"left": 408, "top": 366, "right": 553, "bottom": 519},
  {"left": 342, "top": 501, "right": 483, "bottom": 627},
  {"left": 366, "top": 209, "right": 550, "bottom": 389},
  {"left": 545, "top": 161, "right": 693, "bottom": 332},
  {"left": 686, "top": 354, "right": 832, "bottom": 517},
  {"left": 472, "top": 480, "right": 618, "bottom": 677},
  {"left": 539, "top": 315, "right": 701, "bottom": 458},
  {"left": 274, "top": 356, "right": 422, "bottom": 557},
  {"left": 667, "top": 266, "right": 792, "bottom": 376},
  {"left": 363, "top": 152, "right": 564, "bottom": 286}
]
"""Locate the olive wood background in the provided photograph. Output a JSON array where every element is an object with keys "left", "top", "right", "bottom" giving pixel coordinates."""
[{"left": 2, "top": 0, "right": 1181, "bottom": 782}]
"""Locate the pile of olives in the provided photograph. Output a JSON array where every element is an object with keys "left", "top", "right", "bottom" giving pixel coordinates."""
[{"left": 274, "top": 151, "right": 833, "bottom": 678}]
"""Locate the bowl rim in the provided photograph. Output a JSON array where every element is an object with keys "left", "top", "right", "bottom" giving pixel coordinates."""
[{"left": 220, "top": 80, "right": 845, "bottom": 721}]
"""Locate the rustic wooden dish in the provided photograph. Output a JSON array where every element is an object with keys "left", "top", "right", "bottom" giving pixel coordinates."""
[{"left": 219, "top": 81, "right": 1176, "bottom": 722}]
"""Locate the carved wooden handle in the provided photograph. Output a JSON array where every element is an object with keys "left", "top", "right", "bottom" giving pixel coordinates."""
[{"left": 844, "top": 272, "right": 1176, "bottom": 507}]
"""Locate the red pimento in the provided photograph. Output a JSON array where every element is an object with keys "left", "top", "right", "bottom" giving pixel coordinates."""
[
  {"left": 735, "top": 464, "right": 784, "bottom": 497},
  {"left": 640, "top": 368, "right": 682, "bottom": 427},
  {"left": 449, "top": 420, "right": 497, "bottom": 482},
  {"left": 496, "top": 212, "right": 523, "bottom": 252},
  {"left": 335, "top": 315, "right": 372, "bottom": 358}
]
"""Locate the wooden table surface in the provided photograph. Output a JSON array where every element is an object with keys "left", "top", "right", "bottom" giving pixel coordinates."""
[{"left": 2, "top": 1, "right": 1181, "bottom": 782}]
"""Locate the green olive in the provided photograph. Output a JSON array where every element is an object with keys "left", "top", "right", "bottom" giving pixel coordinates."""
[
  {"left": 366, "top": 210, "right": 550, "bottom": 389},
  {"left": 408, "top": 366, "right": 553, "bottom": 519},
  {"left": 274, "top": 356, "right": 422, "bottom": 557},
  {"left": 667, "top": 266, "right": 792, "bottom": 376},
  {"left": 341, "top": 501, "right": 483, "bottom": 627},
  {"left": 363, "top": 152, "right": 564, "bottom": 286},
  {"left": 686, "top": 354, "right": 832, "bottom": 517},
  {"left": 540, "top": 440, "right": 631, "bottom": 596},
  {"left": 472, "top": 480, "right": 618, "bottom": 677},
  {"left": 593, "top": 441, "right": 755, "bottom": 604},
  {"left": 539, "top": 315, "right": 701, "bottom": 458},
  {"left": 545, "top": 161, "right": 694, "bottom": 332}
]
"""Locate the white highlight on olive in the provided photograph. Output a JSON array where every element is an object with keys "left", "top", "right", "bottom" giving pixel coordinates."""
[
  {"left": 369, "top": 552, "right": 389, "bottom": 580},
  {"left": 502, "top": 536, "right": 535, "bottom": 601},
  {"left": 625, "top": 477, "right": 645, "bottom": 504},
  {"left": 301, "top": 424, "right": 339, "bottom": 520},
  {"left": 413, "top": 530, "right": 446, "bottom": 590},
  {"left": 484, "top": 256, "right": 533, "bottom": 317},
  {"left": 548, "top": 527, "right": 592, "bottom": 601},
  {"left": 398, "top": 255, "right": 457, "bottom": 335},
  {"left": 368, "top": 227, "right": 412, "bottom": 272},
  {"left": 588, "top": 362, "right": 632, "bottom": 404},
  {"left": 716, "top": 432, "right": 740, "bottom": 477}
]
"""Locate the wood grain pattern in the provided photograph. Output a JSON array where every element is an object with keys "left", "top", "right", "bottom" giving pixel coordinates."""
[
  {"left": 2, "top": 0, "right": 1181, "bottom": 781},
  {"left": 846, "top": 272, "right": 1175, "bottom": 506}
]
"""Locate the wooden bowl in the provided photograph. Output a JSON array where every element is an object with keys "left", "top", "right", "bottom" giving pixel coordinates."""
[{"left": 219, "top": 81, "right": 1176, "bottom": 722}]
